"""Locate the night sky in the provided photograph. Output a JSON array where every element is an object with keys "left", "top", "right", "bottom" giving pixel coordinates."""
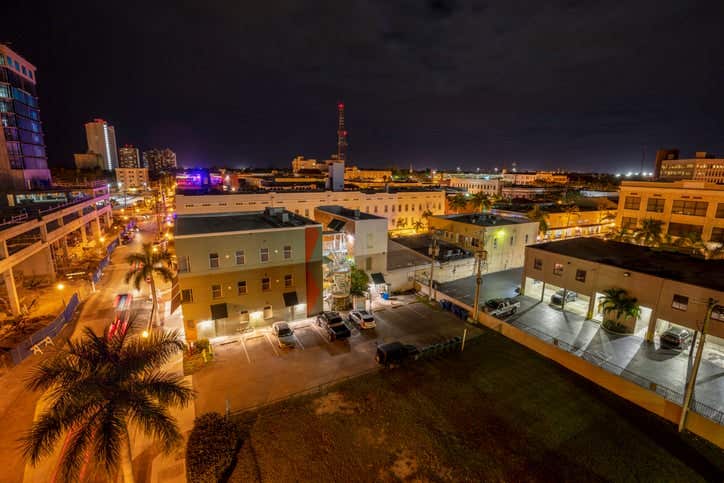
[{"left": 5, "top": 1, "right": 724, "bottom": 172}]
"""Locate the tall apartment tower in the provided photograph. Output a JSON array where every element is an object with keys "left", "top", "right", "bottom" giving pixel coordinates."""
[
  {"left": 143, "top": 148, "right": 177, "bottom": 178},
  {"left": 85, "top": 119, "right": 118, "bottom": 171},
  {"left": 0, "top": 44, "right": 52, "bottom": 190},
  {"left": 337, "top": 102, "right": 348, "bottom": 163},
  {"left": 118, "top": 144, "right": 140, "bottom": 168}
]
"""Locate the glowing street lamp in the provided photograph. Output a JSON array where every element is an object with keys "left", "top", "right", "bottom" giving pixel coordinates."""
[{"left": 56, "top": 282, "right": 66, "bottom": 306}]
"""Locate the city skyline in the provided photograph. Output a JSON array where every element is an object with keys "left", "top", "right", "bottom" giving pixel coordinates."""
[{"left": 4, "top": 1, "right": 724, "bottom": 173}]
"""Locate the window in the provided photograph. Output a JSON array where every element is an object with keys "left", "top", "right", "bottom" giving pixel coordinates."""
[
  {"left": 553, "top": 263, "right": 564, "bottom": 276},
  {"left": 237, "top": 281, "right": 247, "bottom": 295},
  {"left": 391, "top": 205, "right": 395, "bottom": 212},
  {"left": 365, "top": 257, "right": 372, "bottom": 270},
  {"left": 646, "top": 198, "right": 665, "bottom": 213},
  {"left": 667, "top": 222, "right": 703, "bottom": 238},
  {"left": 366, "top": 233, "right": 374, "bottom": 249},
  {"left": 711, "top": 227, "right": 724, "bottom": 243},
  {"left": 283, "top": 245, "right": 292, "bottom": 259},
  {"left": 209, "top": 253, "right": 219, "bottom": 269},
  {"left": 671, "top": 200, "right": 708, "bottom": 217},
  {"left": 575, "top": 269, "right": 586, "bottom": 282},
  {"left": 398, "top": 204, "right": 402, "bottom": 212},
  {"left": 510, "top": 236, "right": 514, "bottom": 246},
  {"left": 712, "top": 305, "right": 724, "bottom": 322},
  {"left": 211, "top": 284, "right": 222, "bottom": 299},
  {"left": 672, "top": 294, "right": 688, "bottom": 311},
  {"left": 305, "top": 209, "right": 309, "bottom": 217},
  {"left": 235, "top": 250, "right": 245, "bottom": 265},
  {"left": 493, "top": 238, "right": 497, "bottom": 248},
  {"left": 260, "top": 247, "right": 270, "bottom": 263},
  {"left": 284, "top": 274, "right": 293, "bottom": 288},
  {"left": 178, "top": 255, "right": 190, "bottom": 273},
  {"left": 181, "top": 289, "right": 193, "bottom": 303},
  {"left": 716, "top": 203, "right": 724, "bottom": 219},
  {"left": 623, "top": 196, "right": 641, "bottom": 210},
  {"left": 525, "top": 234, "right": 529, "bottom": 244},
  {"left": 261, "top": 277, "right": 271, "bottom": 291},
  {"left": 621, "top": 217, "right": 638, "bottom": 230},
  {"left": 533, "top": 258, "right": 543, "bottom": 270},
  {"left": 384, "top": 205, "right": 388, "bottom": 213}
]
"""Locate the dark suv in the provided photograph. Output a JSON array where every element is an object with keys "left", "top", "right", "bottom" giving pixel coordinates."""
[{"left": 316, "top": 311, "right": 351, "bottom": 341}]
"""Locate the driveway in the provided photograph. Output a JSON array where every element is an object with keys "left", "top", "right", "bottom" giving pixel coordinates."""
[
  {"left": 437, "top": 268, "right": 523, "bottom": 307},
  {"left": 192, "top": 302, "right": 482, "bottom": 416},
  {"left": 507, "top": 296, "right": 724, "bottom": 417}
]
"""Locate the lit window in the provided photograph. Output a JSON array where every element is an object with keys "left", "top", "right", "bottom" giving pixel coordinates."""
[
  {"left": 261, "top": 277, "right": 271, "bottom": 291},
  {"left": 178, "top": 255, "right": 190, "bottom": 273},
  {"left": 284, "top": 274, "right": 293, "bottom": 288},
  {"left": 235, "top": 250, "right": 245, "bottom": 265},
  {"left": 237, "top": 280, "right": 247, "bottom": 295},
  {"left": 575, "top": 269, "right": 586, "bottom": 282},
  {"left": 553, "top": 263, "right": 564, "bottom": 276},
  {"left": 209, "top": 253, "right": 219, "bottom": 269},
  {"left": 672, "top": 294, "right": 688, "bottom": 311},
  {"left": 260, "top": 247, "right": 270, "bottom": 263},
  {"left": 211, "top": 284, "right": 222, "bottom": 299},
  {"left": 533, "top": 258, "right": 542, "bottom": 270},
  {"left": 283, "top": 245, "right": 292, "bottom": 259},
  {"left": 181, "top": 289, "right": 193, "bottom": 303}
]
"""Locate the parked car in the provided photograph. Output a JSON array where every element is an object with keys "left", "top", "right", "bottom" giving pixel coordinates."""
[
  {"left": 316, "top": 311, "right": 351, "bottom": 341},
  {"left": 484, "top": 298, "right": 520, "bottom": 318},
  {"left": 550, "top": 290, "right": 577, "bottom": 306},
  {"left": 660, "top": 327, "right": 691, "bottom": 349},
  {"left": 272, "top": 322, "right": 296, "bottom": 348},
  {"left": 348, "top": 310, "right": 376, "bottom": 329},
  {"left": 375, "top": 342, "right": 419, "bottom": 366}
]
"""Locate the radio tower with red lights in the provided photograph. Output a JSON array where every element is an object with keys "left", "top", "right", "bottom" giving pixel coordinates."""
[{"left": 336, "top": 102, "right": 348, "bottom": 162}]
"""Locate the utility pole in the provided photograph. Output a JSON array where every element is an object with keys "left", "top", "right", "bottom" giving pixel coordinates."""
[
  {"left": 472, "top": 248, "right": 487, "bottom": 321},
  {"left": 428, "top": 231, "right": 440, "bottom": 300},
  {"left": 678, "top": 298, "right": 717, "bottom": 432}
]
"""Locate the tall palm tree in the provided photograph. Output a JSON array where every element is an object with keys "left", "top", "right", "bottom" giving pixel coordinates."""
[
  {"left": 411, "top": 220, "right": 424, "bottom": 232},
  {"left": 22, "top": 322, "right": 194, "bottom": 482},
  {"left": 470, "top": 192, "right": 492, "bottom": 212},
  {"left": 526, "top": 205, "right": 549, "bottom": 237},
  {"left": 633, "top": 218, "right": 663, "bottom": 247},
  {"left": 606, "top": 226, "right": 631, "bottom": 243},
  {"left": 421, "top": 209, "right": 433, "bottom": 226},
  {"left": 125, "top": 243, "right": 174, "bottom": 327},
  {"left": 448, "top": 194, "right": 468, "bottom": 213},
  {"left": 562, "top": 204, "right": 580, "bottom": 229}
]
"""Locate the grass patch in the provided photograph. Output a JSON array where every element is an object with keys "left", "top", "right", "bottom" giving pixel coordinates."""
[
  {"left": 229, "top": 329, "right": 724, "bottom": 482},
  {"left": 183, "top": 352, "right": 211, "bottom": 375}
]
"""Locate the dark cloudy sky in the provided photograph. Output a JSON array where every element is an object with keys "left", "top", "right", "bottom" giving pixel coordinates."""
[{"left": 5, "top": 1, "right": 724, "bottom": 172}]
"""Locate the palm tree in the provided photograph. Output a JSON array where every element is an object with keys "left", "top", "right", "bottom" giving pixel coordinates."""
[
  {"left": 597, "top": 288, "right": 640, "bottom": 333},
  {"left": 421, "top": 209, "right": 433, "bottom": 226},
  {"left": 470, "top": 192, "right": 492, "bottom": 212},
  {"left": 633, "top": 218, "right": 663, "bottom": 247},
  {"left": 22, "top": 322, "right": 194, "bottom": 482},
  {"left": 448, "top": 194, "right": 468, "bottom": 213},
  {"left": 411, "top": 220, "right": 424, "bottom": 232},
  {"left": 396, "top": 218, "right": 407, "bottom": 229},
  {"left": 125, "top": 243, "right": 175, "bottom": 328},
  {"left": 526, "top": 205, "right": 549, "bottom": 238},
  {"left": 606, "top": 226, "right": 631, "bottom": 243}
]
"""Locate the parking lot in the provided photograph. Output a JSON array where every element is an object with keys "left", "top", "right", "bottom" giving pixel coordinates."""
[
  {"left": 192, "top": 302, "right": 482, "bottom": 416},
  {"left": 437, "top": 268, "right": 523, "bottom": 308}
]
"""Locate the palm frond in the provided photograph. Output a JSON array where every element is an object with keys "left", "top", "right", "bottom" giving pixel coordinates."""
[
  {"left": 94, "top": 404, "right": 125, "bottom": 473},
  {"left": 153, "top": 266, "right": 175, "bottom": 283},
  {"left": 56, "top": 416, "right": 99, "bottom": 483},
  {"left": 126, "top": 396, "right": 181, "bottom": 453},
  {"left": 120, "top": 329, "right": 186, "bottom": 374},
  {"left": 135, "top": 371, "right": 195, "bottom": 406}
]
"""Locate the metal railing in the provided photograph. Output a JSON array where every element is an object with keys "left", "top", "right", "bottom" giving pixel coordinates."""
[{"left": 510, "top": 317, "right": 724, "bottom": 425}]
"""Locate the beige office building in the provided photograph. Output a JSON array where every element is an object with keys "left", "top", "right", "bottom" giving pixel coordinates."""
[
  {"left": 175, "top": 189, "right": 446, "bottom": 231},
  {"left": 428, "top": 212, "right": 539, "bottom": 273},
  {"left": 174, "top": 208, "right": 323, "bottom": 341},
  {"left": 522, "top": 238, "right": 724, "bottom": 346},
  {"left": 658, "top": 152, "right": 724, "bottom": 184},
  {"left": 448, "top": 176, "right": 503, "bottom": 196},
  {"left": 115, "top": 167, "right": 149, "bottom": 189},
  {"left": 617, "top": 180, "right": 724, "bottom": 243}
]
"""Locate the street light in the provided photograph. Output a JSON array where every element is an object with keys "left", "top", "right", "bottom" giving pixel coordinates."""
[{"left": 56, "top": 282, "right": 66, "bottom": 306}]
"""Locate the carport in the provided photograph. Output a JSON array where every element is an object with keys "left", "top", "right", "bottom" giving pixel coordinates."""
[{"left": 523, "top": 276, "right": 589, "bottom": 318}]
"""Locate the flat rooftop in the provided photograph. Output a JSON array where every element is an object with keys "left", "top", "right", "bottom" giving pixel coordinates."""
[
  {"left": 175, "top": 210, "right": 318, "bottom": 236},
  {"left": 530, "top": 238, "right": 724, "bottom": 292},
  {"left": 387, "top": 239, "right": 430, "bottom": 270},
  {"left": 393, "top": 234, "right": 472, "bottom": 262},
  {"left": 316, "top": 205, "right": 384, "bottom": 220},
  {"left": 433, "top": 212, "right": 531, "bottom": 227}
]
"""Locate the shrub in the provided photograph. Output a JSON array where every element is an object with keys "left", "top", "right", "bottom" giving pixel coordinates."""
[
  {"left": 194, "top": 338, "right": 210, "bottom": 352},
  {"left": 186, "top": 412, "right": 242, "bottom": 483}
]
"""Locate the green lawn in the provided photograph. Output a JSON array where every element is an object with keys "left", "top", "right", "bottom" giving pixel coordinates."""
[{"left": 229, "top": 329, "right": 724, "bottom": 482}]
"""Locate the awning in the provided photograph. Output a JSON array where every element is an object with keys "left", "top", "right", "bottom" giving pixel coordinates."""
[
  {"left": 210, "top": 303, "right": 228, "bottom": 320},
  {"left": 371, "top": 272, "right": 386, "bottom": 284},
  {"left": 283, "top": 291, "right": 299, "bottom": 307},
  {"left": 327, "top": 219, "right": 346, "bottom": 232}
]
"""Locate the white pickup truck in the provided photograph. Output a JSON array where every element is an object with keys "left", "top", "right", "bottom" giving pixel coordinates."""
[{"left": 484, "top": 298, "right": 520, "bottom": 318}]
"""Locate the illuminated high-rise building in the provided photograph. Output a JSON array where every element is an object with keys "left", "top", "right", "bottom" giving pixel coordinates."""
[
  {"left": 118, "top": 144, "right": 140, "bottom": 168},
  {"left": 85, "top": 119, "right": 118, "bottom": 171},
  {"left": 0, "top": 44, "right": 52, "bottom": 190}
]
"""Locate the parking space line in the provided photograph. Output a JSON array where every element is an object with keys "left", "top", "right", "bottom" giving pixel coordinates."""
[
  {"left": 295, "top": 334, "right": 305, "bottom": 350},
  {"left": 239, "top": 336, "right": 251, "bottom": 364},
  {"left": 265, "top": 333, "right": 280, "bottom": 356},
  {"left": 312, "top": 324, "right": 331, "bottom": 344}
]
